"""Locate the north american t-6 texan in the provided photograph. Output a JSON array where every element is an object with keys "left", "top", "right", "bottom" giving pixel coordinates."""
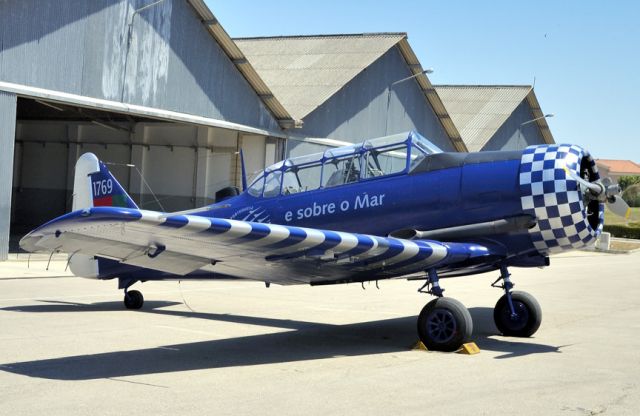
[{"left": 20, "top": 131, "right": 631, "bottom": 351}]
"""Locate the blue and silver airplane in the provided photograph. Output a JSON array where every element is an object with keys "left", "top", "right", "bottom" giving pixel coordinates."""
[{"left": 20, "top": 131, "right": 630, "bottom": 351}]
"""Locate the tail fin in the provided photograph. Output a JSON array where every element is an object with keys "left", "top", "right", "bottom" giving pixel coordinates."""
[
  {"left": 73, "top": 153, "right": 138, "bottom": 210},
  {"left": 70, "top": 153, "right": 137, "bottom": 279}
]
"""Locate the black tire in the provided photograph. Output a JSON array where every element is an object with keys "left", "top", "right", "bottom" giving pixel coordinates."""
[
  {"left": 417, "top": 297, "right": 473, "bottom": 352},
  {"left": 124, "top": 290, "right": 144, "bottom": 310},
  {"left": 493, "top": 291, "right": 541, "bottom": 337}
]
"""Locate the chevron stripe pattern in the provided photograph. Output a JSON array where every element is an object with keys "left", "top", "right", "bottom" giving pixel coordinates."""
[
  {"left": 23, "top": 207, "right": 450, "bottom": 280},
  {"left": 153, "top": 210, "right": 448, "bottom": 271}
]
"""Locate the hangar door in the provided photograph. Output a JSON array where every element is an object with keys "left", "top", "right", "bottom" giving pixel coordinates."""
[{"left": 10, "top": 97, "right": 281, "bottom": 244}]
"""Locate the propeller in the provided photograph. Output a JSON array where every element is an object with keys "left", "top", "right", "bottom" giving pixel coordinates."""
[{"left": 564, "top": 167, "right": 631, "bottom": 219}]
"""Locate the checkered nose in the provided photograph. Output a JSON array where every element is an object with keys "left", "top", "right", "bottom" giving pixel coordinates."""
[{"left": 519, "top": 144, "right": 605, "bottom": 255}]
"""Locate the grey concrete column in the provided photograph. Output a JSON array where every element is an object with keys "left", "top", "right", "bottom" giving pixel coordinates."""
[
  {"left": 0, "top": 91, "right": 17, "bottom": 261},
  {"left": 194, "top": 127, "right": 212, "bottom": 206},
  {"left": 65, "top": 124, "right": 81, "bottom": 212},
  {"left": 129, "top": 124, "right": 146, "bottom": 206}
]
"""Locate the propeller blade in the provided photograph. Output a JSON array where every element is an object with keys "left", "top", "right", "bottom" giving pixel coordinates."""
[
  {"left": 563, "top": 167, "right": 603, "bottom": 195},
  {"left": 608, "top": 195, "right": 632, "bottom": 219},
  {"left": 563, "top": 166, "right": 630, "bottom": 219}
]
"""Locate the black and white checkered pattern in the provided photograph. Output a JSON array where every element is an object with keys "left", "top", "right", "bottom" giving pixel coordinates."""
[{"left": 520, "top": 144, "right": 604, "bottom": 254}]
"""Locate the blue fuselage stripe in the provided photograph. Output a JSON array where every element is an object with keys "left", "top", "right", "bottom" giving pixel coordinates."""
[
  {"left": 349, "top": 238, "right": 406, "bottom": 267},
  {"left": 262, "top": 227, "right": 307, "bottom": 249},
  {"left": 341, "top": 235, "right": 376, "bottom": 257},
  {"left": 207, "top": 219, "right": 232, "bottom": 234},
  {"left": 268, "top": 230, "right": 343, "bottom": 260},
  {"left": 228, "top": 222, "right": 272, "bottom": 243},
  {"left": 159, "top": 215, "right": 189, "bottom": 228}
]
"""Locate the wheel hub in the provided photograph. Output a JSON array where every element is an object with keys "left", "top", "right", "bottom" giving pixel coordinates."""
[
  {"left": 501, "top": 301, "right": 529, "bottom": 330},
  {"left": 427, "top": 309, "right": 457, "bottom": 343}
]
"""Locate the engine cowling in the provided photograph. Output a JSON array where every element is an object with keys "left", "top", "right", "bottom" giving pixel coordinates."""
[{"left": 519, "top": 144, "right": 605, "bottom": 254}]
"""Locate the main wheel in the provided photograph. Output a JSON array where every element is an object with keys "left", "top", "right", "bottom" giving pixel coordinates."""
[
  {"left": 417, "top": 297, "right": 473, "bottom": 352},
  {"left": 493, "top": 291, "right": 541, "bottom": 337},
  {"left": 124, "top": 290, "right": 144, "bottom": 310}
]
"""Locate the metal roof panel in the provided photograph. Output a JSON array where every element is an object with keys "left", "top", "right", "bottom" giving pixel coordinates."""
[
  {"left": 186, "top": 0, "right": 296, "bottom": 128},
  {"left": 435, "top": 85, "right": 534, "bottom": 151},
  {"left": 236, "top": 34, "right": 466, "bottom": 151},
  {"left": 235, "top": 34, "right": 405, "bottom": 120}
]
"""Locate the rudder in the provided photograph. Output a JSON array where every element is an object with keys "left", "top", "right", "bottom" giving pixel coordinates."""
[{"left": 73, "top": 153, "right": 138, "bottom": 210}]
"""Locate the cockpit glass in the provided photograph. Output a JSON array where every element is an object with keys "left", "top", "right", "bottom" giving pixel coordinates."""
[
  {"left": 322, "top": 155, "right": 361, "bottom": 187},
  {"left": 409, "top": 145, "right": 427, "bottom": 170},
  {"left": 282, "top": 163, "right": 322, "bottom": 195},
  {"left": 247, "top": 131, "right": 442, "bottom": 197},
  {"left": 362, "top": 132, "right": 409, "bottom": 149},
  {"left": 324, "top": 144, "right": 360, "bottom": 159},
  {"left": 262, "top": 170, "right": 282, "bottom": 198},
  {"left": 247, "top": 173, "right": 264, "bottom": 197},
  {"left": 362, "top": 145, "right": 408, "bottom": 178},
  {"left": 410, "top": 131, "right": 443, "bottom": 155}
]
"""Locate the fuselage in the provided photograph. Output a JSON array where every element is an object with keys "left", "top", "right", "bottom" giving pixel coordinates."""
[
  {"left": 202, "top": 152, "right": 525, "bottom": 247},
  {"left": 195, "top": 143, "right": 604, "bottom": 269},
  {"left": 20, "top": 132, "right": 605, "bottom": 283}
]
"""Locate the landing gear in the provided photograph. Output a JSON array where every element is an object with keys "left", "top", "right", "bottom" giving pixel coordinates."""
[
  {"left": 418, "top": 297, "right": 472, "bottom": 352},
  {"left": 494, "top": 291, "right": 541, "bottom": 336},
  {"left": 491, "top": 265, "right": 541, "bottom": 337},
  {"left": 120, "top": 278, "right": 144, "bottom": 310},
  {"left": 124, "top": 289, "right": 144, "bottom": 310},
  {"left": 416, "top": 269, "right": 472, "bottom": 352}
]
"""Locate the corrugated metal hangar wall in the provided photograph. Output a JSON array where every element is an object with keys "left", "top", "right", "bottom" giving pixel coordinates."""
[
  {"left": 0, "top": 0, "right": 279, "bottom": 130},
  {"left": 482, "top": 100, "right": 544, "bottom": 151},
  {"left": 0, "top": 0, "right": 286, "bottom": 259}
]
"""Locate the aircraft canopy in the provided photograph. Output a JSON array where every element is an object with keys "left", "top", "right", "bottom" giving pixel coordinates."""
[{"left": 248, "top": 131, "right": 442, "bottom": 198}]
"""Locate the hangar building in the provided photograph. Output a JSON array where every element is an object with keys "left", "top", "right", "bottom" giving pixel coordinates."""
[
  {"left": 234, "top": 34, "right": 467, "bottom": 157},
  {"left": 0, "top": 2, "right": 555, "bottom": 260},
  {"left": 435, "top": 85, "right": 554, "bottom": 151},
  {"left": 0, "top": 0, "right": 303, "bottom": 259}
]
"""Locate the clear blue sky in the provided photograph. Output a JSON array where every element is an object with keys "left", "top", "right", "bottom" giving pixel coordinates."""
[{"left": 206, "top": 0, "right": 639, "bottom": 162}]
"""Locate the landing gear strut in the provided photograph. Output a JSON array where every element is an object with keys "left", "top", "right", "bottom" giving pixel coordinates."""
[
  {"left": 416, "top": 269, "right": 472, "bottom": 352},
  {"left": 120, "top": 278, "right": 144, "bottom": 310},
  {"left": 492, "top": 265, "right": 541, "bottom": 337}
]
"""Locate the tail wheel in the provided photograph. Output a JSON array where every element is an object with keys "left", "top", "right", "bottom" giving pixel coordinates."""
[
  {"left": 417, "top": 297, "right": 472, "bottom": 352},
  {"left": 124, "top": 290, "right": 144, "bottom": 310},
  {"left": 493, "top": 291, "right": 541, "bottom": 337}
]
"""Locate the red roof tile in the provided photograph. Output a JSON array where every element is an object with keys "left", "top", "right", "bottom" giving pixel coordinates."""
[{"left": 596, "top": 159, "right": 640, "bottom": 175}]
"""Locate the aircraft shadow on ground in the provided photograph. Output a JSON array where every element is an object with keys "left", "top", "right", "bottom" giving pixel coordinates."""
[{"left": 0, "top": 302, "right": 564, "bottom": 380}]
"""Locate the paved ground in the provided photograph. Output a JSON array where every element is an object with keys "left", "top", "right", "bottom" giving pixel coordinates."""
[{"left": 0, "top": 250, "right": 639, "bottom": 415}]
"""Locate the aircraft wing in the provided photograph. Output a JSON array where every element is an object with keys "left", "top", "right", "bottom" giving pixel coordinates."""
[{"left": 20, "top": 207, "right": 503, "bottom": 285}]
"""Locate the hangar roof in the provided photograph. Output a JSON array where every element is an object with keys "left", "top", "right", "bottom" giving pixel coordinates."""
[
  {"left": 234, "top": 33, "right": 404, "bottom": 120},
  {"left": 235, "top": 33, "right": 467, "bottom": 152},
  {"left": 435, "top": 85, "right": 554, "bottom": 152},
  {"left": 187, "top": 0, "right": 297, "bottom": 129}
]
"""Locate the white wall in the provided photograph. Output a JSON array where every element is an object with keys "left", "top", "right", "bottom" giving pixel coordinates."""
[{"left": 241, "top": 135, "right": 267, "bottom": 181}]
